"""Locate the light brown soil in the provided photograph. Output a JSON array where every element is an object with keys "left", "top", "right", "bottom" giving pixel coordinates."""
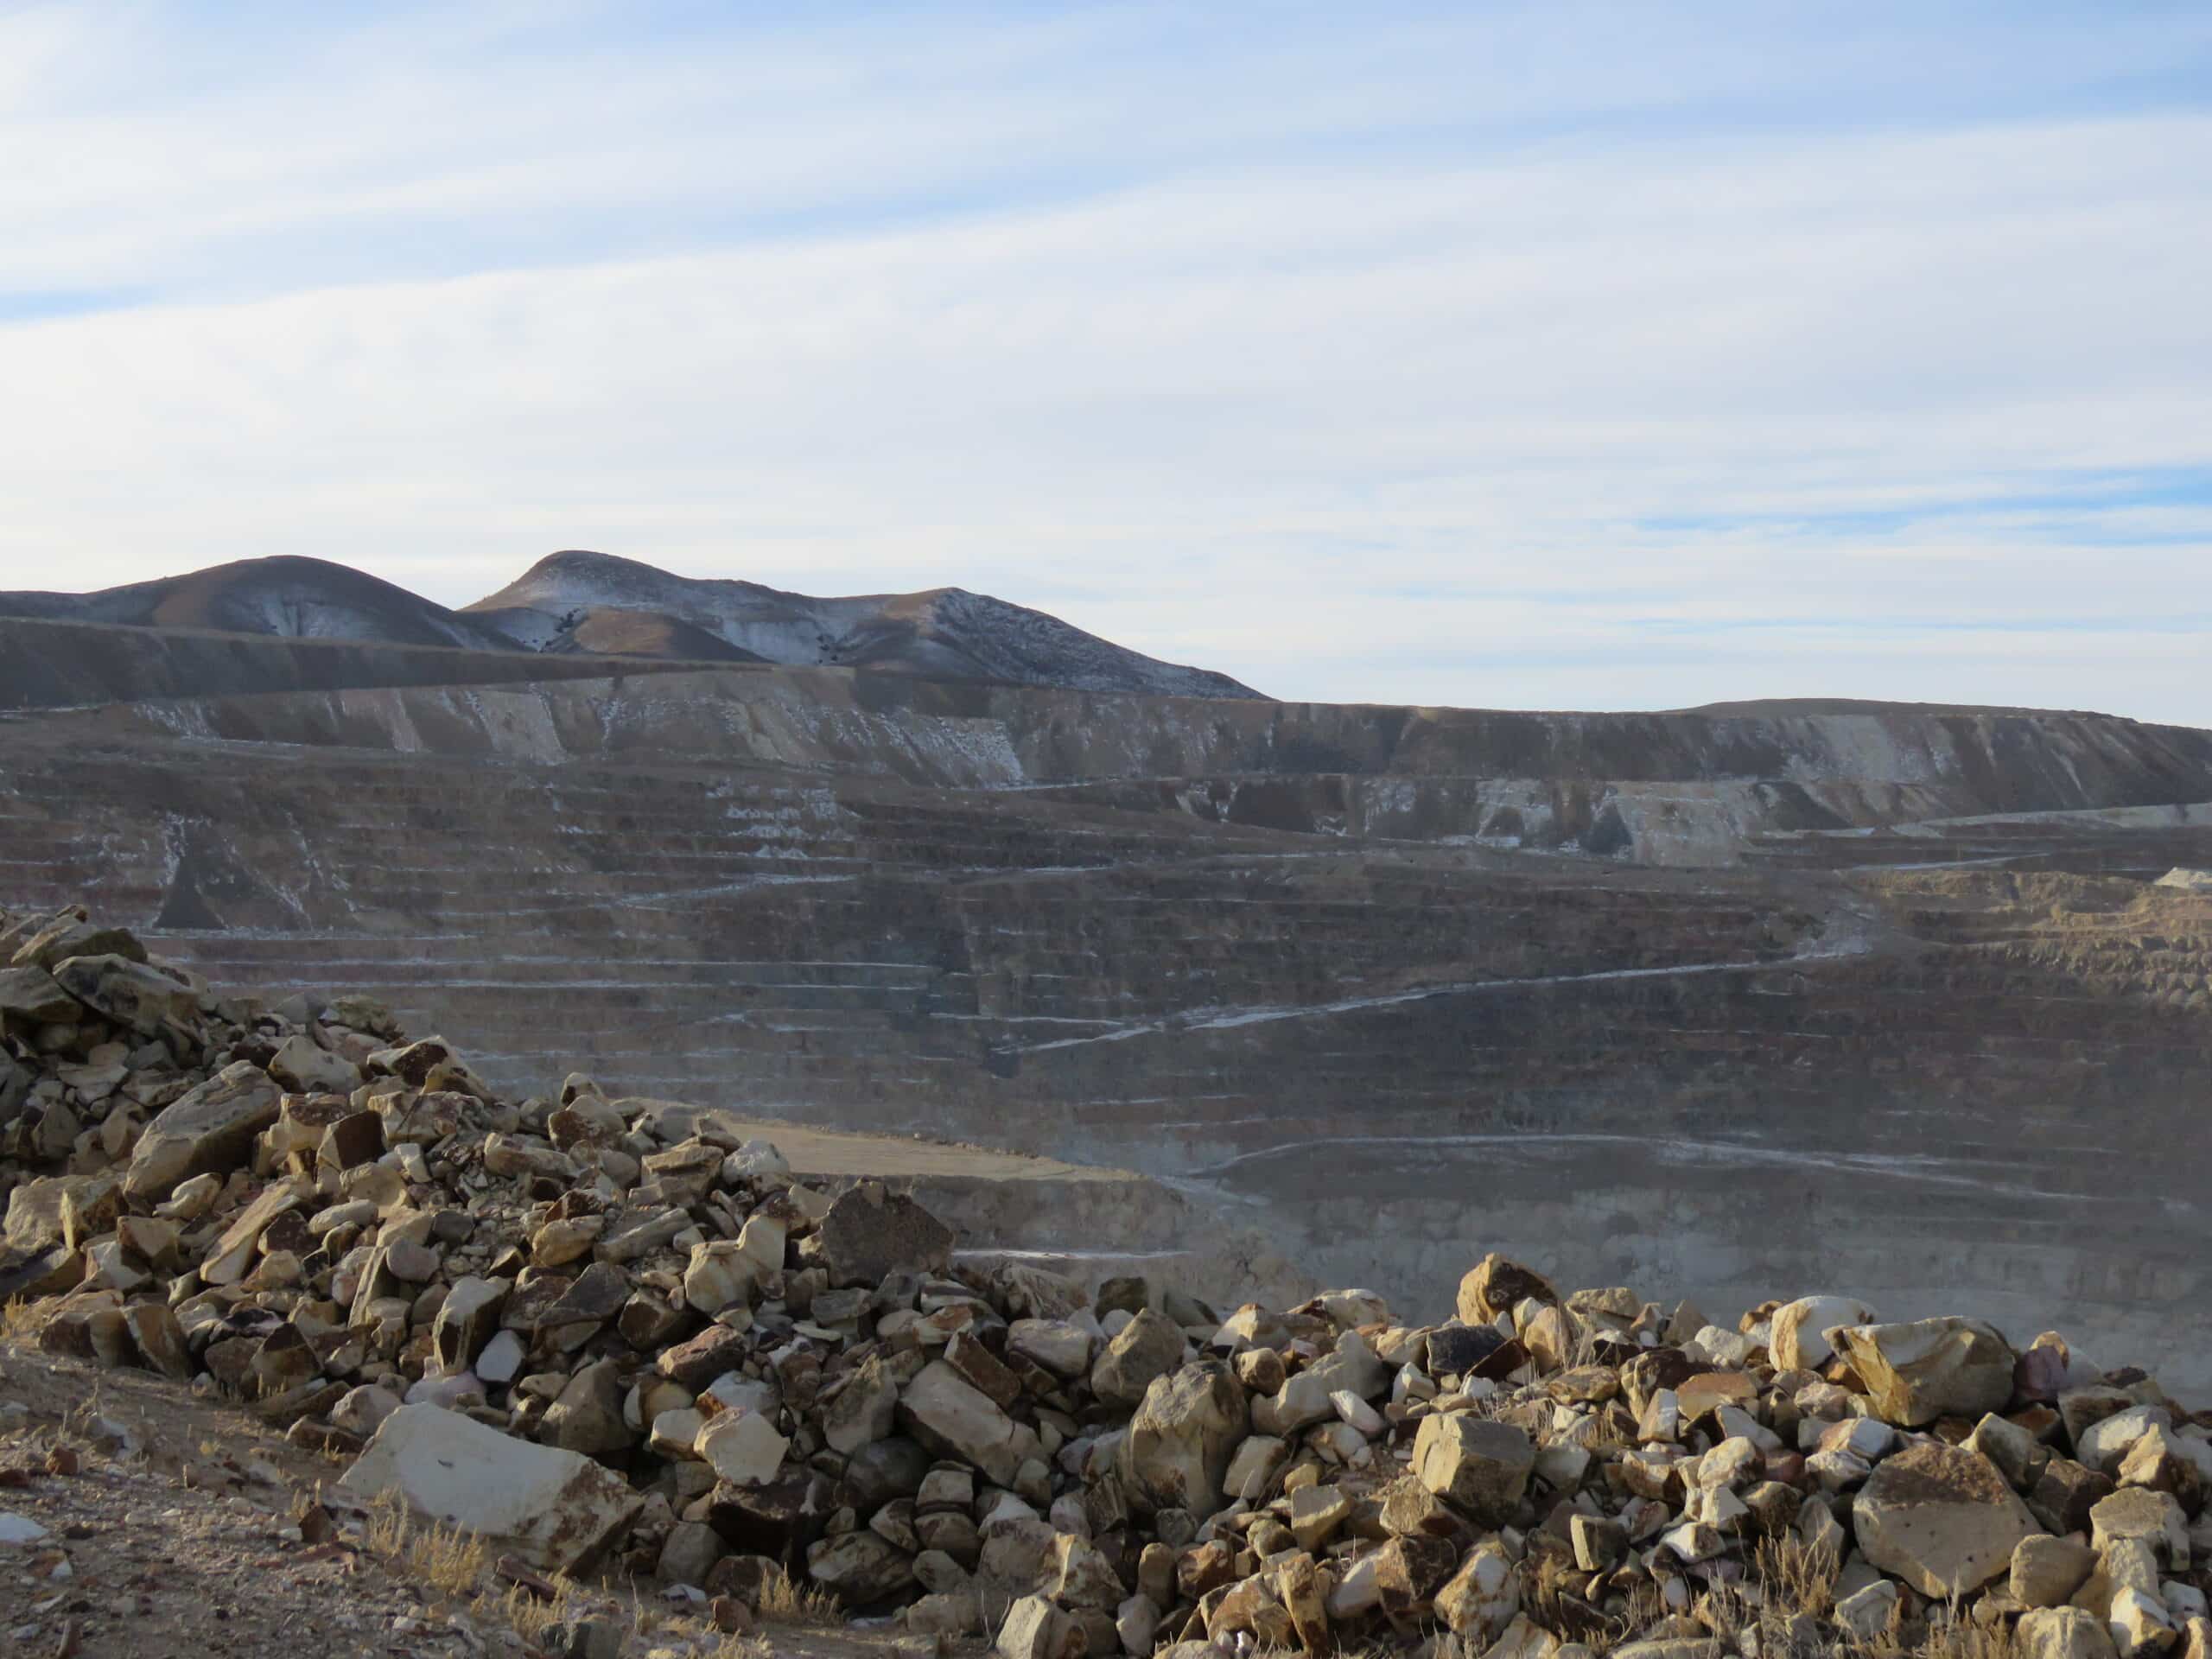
[
  {"left": 637, "top": 1107, "right": 1136, "bottom": 1183},
  {"left": 0, "top": 1335, "right": 951, "bottom": 1659}
]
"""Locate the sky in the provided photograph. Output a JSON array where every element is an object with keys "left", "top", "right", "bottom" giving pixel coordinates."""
[{"left": 3, "top": 2, "right": 2210, "bottom": 721}]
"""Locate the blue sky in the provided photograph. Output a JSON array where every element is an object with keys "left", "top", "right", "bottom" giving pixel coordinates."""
[{"left": 3, "top": 2, "right": 2209, "bottom": 720}]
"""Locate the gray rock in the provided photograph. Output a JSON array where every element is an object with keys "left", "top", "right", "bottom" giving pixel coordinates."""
[
  {"left": 1413, "top": 1412, "right": 1535, "bottom": 1526},
  {"left": 268, "top": 1033, "right": 363, "bottom": 1095},
  {"left": 0, "top": 965, "right": 81, "bottom": 1027},
  {"left": 1120, "top": 1361, "right": 1249, "bottom": 1520},
  {"left": 2093, "top": 1487, "right": 2191, "bottom": 1571},
  {"left": 999, "top": 1594, "right": 1084, "bottom": 1659},
  {"left": 434, "top": 1276, "right": 510, "bottom": 1370},
  {"left": 899, "top": 1360, "right": 1039, "bottom": 1489},
  {"left": 822, "top": 1354, "right": 899, "bottom": 1455},
  {"left": 51, "top": 953, "right": 199, "bottom": 1037},
  {"left": 2014, "top": 1533, "right": 2099, "bottom": 1607},
  {"left": 819, "top": 1180, "right": 955, "bottom": 1287},
  {"left": 124, "top": 1061, "right": 282, "bottom": 1201},
  {"left": 808, "top": 1529, "right": 918, "bottom": 1603}
]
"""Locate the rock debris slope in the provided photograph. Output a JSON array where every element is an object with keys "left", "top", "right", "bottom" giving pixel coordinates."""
[{"left": 6, "top": 906, "right": 2212, "bottom": 1659}]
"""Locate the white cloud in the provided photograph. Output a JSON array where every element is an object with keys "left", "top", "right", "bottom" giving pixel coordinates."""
[{"left": 1, "top": 3, "right": 2208, "bottom": 722}]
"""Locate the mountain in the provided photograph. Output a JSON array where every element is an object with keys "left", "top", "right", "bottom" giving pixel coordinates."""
[
  {"left": 465, "top": 549, "right": 1264, "bottom": 698},
  {"left": 0, "top": 549, "right": 1264, "bottom": 700},
  {"left": 0, "top": 555, "right": 520, "bottom": 653}
]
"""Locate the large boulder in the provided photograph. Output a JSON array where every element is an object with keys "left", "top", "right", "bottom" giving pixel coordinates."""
[
  {"left": 899, "top": 1360, "right": 1039, "bottom": 1488},
  {"left": 0, "top": 964, "right": 82, "bottom": 1027},
  {"left": 1455, "top": 1255, "right": 1557, "bottom": 1325},
  {"left": 1121, "top": 1361, "right": 1249, "bottom": 1520},
  {"left": 1412, "top": 1412, "right": 1535, "bottom": 1525},
  {"left": 10, "top": 918, "right": 146, "bottom": 972},
  {"left": 818, "top": 1181, "right": 955, "bottom": 1287},
  {"left": 339, "top": 1403, "right": 643, "bottom": 1573},
  {"left": 1833, "top": 1317, "right": 2017, "bottom": 1427},
  {"left": 268, "top": 1033, "right": 364, "bottom": 1095},
  {"left": 806, "top": 1531, "right": 917, "bottom": 1604},
  {"left": 1853, "top": 1441, "right": 2039, "bottom": 1597},
  {"left": 1090, "top": 1308, "right": 1186, "bottom": 1408},
  {"left": 124, "top": 1062, "right": 282, "bottom": 1202},
  {"left": 51, "top": 953, "right": 199, "bottom": 1036}
]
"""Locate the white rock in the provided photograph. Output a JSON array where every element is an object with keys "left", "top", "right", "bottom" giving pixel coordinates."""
[
  {"left": 0, "top": 1511, "right": 50, "bottom": 1545},
  {"left": 337, "top": 1402, "right": 642, "bottom": 1573},
  {"left": 1008, "top": 1318, "right": 1095, "bottom": 1378},
  {"left": 695, "top": 1409, "right": 787, "bottom": 1486},
  {"left": 1771, "top": 1295, "right": 1880, "bottom": 1372},
  {"left": 1331, "top": 1389, "right": 1386, "bottom": 1436},
  {"left": 1835, "top": 1580, "right": 1900, "bottom": 1641}
]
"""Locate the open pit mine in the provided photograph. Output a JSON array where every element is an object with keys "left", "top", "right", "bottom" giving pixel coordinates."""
[
  {"left": 2, "top": 556, "right": 2209, "bottom": 1403},
  {"left": 5, "top": 553, "right": 2212, "bottom": 1659}
]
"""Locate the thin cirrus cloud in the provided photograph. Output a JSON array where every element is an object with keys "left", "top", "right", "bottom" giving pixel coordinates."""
[{"left": 2, "top": 2, "right": 2209, "bottom": 722}]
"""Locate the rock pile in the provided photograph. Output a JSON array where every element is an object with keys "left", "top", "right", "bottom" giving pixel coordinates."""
[{"left": 6, "top": 901, "right": 2212, "bottom": 1659}]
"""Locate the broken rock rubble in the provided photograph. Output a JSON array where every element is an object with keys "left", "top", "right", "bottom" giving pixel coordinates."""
[{"left": 6, "top": 902, "right": 2212, "bottom": 1659}]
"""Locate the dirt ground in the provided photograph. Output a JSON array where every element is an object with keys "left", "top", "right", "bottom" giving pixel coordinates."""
[
  {"left": 0, "top": 1333, "right": 950, "bottom": 1659},
  {"left": 636, "top": 1106, "right": 1134, "bottom": 1183}
]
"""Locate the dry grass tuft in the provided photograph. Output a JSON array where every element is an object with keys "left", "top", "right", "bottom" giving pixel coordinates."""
[
  {"left": 478, "top": 1576, "right": 587, "bottom": 1648},
  {"left": 1583, "top": 1580, "right": 1668, "bottom": 1657},
  {"left": 1753, "top": 1531, "right": 1840, "bottom": 1618},
  {"left": 2, "top": 1295, "right": 47, "bottom": 1341},
  {"left": 755, "top": 1566, "right": 841, "bottom": 1627},
  {"left": 360, "top": 1488, "right": 488, "bottom": 1599}
]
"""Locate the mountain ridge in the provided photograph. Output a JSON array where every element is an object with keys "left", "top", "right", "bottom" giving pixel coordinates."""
[
  {"left": 0, "top": 549, "right": 1264, "bottom": 701},
  {"left": 466, "top": 548, "right": 1264, "bottom": 698}
]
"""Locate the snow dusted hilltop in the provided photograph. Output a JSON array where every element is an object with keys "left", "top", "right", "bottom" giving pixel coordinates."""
[
  {"left": 0, "top": 554, "right": 520, "bottom": 653},
  {"left": 465, "top": 549, "right": 1264, "bottom": 698},
  {"left": 0, "top": 550, "right": 1264, "bottom": 701}
]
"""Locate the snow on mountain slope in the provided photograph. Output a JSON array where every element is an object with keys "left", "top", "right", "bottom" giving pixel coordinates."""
[
  {"left": 466, "top": 550, "right": 1265, "bottom": 699},
  {"left": 0, "top": 556, "right": 522, "bottom": 653}
]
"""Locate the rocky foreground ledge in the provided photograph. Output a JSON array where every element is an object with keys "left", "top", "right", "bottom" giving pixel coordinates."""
[{"left": 3, "top": 903, "right": 2211, "bottom": 1659}]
